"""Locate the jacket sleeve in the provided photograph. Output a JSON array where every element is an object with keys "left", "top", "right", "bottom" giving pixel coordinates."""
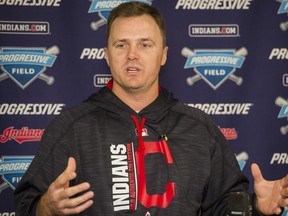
[
  {"left": 13, "top": 102, "right": 96, "bottom": 215},
  {"left": 199, "top": 111, "right": 250, "bottom": 215},
  {"left": 13, "top": 115, "right": 75, "bottom": 215}
]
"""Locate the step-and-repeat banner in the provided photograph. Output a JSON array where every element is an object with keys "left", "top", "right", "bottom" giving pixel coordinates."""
[{"left": 0, "top": 0, "right": 287, "bottom": 215}]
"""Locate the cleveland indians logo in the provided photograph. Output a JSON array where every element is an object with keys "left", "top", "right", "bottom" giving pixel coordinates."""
[
  {"left": 182, "top": 47, "right": 247, "bottom": 90},
  {"left": 110, "top": 140, "right": 175, "bottom": 212},
  {"left": 0, "top": 46, "right": 59, "bottom": 89},
  {"left": 135, "top": 140, "right": 175, "bottom": 208},
  {"left": 88, "top": 0, "right": 153, "bottom": 31}
]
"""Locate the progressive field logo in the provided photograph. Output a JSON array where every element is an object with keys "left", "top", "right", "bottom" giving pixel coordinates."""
[
  {"left": 0, "top": 156, "right": 33, "bottom": 191},
  {"left": 88, "top": 0, "right": 152, "bottom": 30},
  {"left": 0, "top": 46, "right": 59, "bottom": 89},
  {"left": 182, "top": 47, "right": 247, "bottom": 89}
]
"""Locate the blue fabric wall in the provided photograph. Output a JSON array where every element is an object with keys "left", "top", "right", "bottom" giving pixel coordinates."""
[{"left": 0, "top": 0, "right": 287, "bottom": 214}]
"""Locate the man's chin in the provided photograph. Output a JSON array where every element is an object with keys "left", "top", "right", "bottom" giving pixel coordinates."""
[{"left": 124, "top": 81, "right": 142, "bottom": 90}]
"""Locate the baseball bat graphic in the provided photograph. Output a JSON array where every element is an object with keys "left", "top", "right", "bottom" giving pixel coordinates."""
[
  {"left": 0, "top": 46, "right": 59, "bottom": 84},
  {"left": 275, "top": 96, "right": 288, "bottom": 106},
  {"left": 37, "top": 45, "right": 60, "bottom": 85},
  {"left": 228, "top": 74, "right": 242, "bottom": 85},
  {"left": 91, "top": 19, "right": 106, "bottom": 31},
  {"left": 225, "top": 47, "right": 246, "bottom": 85},
  {"left": 280, "top": 21, "right": 288, "bottom": 31},
  {"left": 0, "top": 158, "right": 10, "bottom": 192},
  {"left": 0, "top": 71, "right": 9, "bottom": 82},
  {"left": 280, "top": 125, "right": 288, "bottom": 135},
  {"left": 182, "top": 47, "right": 246, "bottom": 86},
  {"left": 0, "top": 182, "right": 9, "bottom": 193},
  {"left": 236, "top": 151, "right": 249, "bottom": 161},
  {"left": 0, "top": 49, "right": 10, "bottom": 81},
  {"left": 181, "top": 48, "right": 202, "bottom": 85}
]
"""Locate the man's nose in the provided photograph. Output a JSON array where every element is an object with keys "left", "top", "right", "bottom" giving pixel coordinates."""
[{"left": 127, "top": 45, "right": 139, "bottom": 61}]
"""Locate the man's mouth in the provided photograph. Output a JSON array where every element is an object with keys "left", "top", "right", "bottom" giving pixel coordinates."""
[{"left": 127, "top": 67, "right": 140, "bottom": 72}]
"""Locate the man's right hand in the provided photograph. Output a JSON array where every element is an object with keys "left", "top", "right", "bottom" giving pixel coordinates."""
[{"left": 36, "top": 157, "right": 94, "bottom": 215}]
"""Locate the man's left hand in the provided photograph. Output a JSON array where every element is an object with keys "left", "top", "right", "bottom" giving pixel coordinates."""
[{"left": 251, "top": 163, "right": 288, "bottom": 215}]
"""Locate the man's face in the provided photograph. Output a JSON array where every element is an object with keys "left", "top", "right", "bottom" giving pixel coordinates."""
[{"left": 104, "top": 14, "right": 168, "bottom": 95}]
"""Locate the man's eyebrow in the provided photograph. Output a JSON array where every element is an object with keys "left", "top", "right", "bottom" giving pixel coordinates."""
[
  {"left": 112, "top": 39, "right": 128, "bottom": 45},
  {"left": 140, "top": 38, "right": 155, "bottom": 43},
  {"left": 112, "top": 37, "right": 155, "bottom": 44},
  {"left": 138, "top": 37, "right": 155, "bottom": 41}
]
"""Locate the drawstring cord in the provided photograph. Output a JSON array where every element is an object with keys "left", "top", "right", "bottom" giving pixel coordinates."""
[{"left": 131, "top": 115, "right": 146, "bottom": 150}]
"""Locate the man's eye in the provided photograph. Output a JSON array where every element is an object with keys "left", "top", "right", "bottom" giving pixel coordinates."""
[
  {"left": 141, "top": 43, "right": 151, "bottom": 48},
  {"left": 115, "top": 43, "right": 126, "bottom": 48}
]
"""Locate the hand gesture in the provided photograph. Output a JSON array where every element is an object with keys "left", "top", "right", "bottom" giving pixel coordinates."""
[
  {"left": 251, "top": 163, "right": 288, "bottom": 215},
  {"left": 36, "top": 157, "right": 94, "bottom": 215}
]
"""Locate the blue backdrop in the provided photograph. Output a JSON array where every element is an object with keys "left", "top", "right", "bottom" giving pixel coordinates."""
[{"left": 0, "top": 0, "right": 287, "bottom": 215}]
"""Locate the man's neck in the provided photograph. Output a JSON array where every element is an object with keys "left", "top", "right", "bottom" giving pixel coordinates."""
[{"left": 112, "top": 86, "right": 159, "bottom": 112}]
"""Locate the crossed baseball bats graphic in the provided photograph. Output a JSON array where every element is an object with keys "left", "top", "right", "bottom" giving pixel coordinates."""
[
  {"left": 0, "top": 45, "right": 59, "bottom": 85},
  {"left": 181, "top": 47, "right": 247, "bottom": 86}
]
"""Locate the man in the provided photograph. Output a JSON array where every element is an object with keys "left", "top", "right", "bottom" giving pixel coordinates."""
[{"left": 14, "top": 2, "right": 287, "bottom": 215}]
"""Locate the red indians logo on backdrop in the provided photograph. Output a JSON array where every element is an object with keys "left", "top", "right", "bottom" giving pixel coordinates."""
[
  {"left": 219, "top": 127, "right": 238, "bottom": 140},
  {"left": 0, "top": 127, "right": 44, "bottom": 144}
]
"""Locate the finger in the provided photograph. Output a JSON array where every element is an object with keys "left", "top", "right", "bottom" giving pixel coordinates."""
[
  {"left": 54, "top": 157, "right": 77, "bottom": 189},
  {"left": 66, "top": 157, "right": 77, "bottom": 174},
  {"left": 62, "top": 199, "right": 94, "bottom": 215},
  {"left": 272, "top": 207, "right": 282, "bottom": 215},
  {"left": 279, "top": 197, "right": 288, "bottom": 207},
  {"left": 281, "top": 186, "right": 288, "bottom": 197},
  {"left": 280, "top": 175, "right": 288, "bottom": 187},
  {"left": 64, "top": 190, "right": 94, "bottom": 208},
  {"left": 251, "top": 163, "right": 264, "bottom": 183},
  {"left": 58, "top": 182, "right": 91, "bottom": 200}
]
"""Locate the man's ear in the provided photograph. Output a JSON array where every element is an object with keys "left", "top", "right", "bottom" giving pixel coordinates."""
[
  {"left": 104, "top": 47, "right": 110, "bottom": 66},
  {"left": 161, "top": 46, "right": 168, "bottom": 66}
]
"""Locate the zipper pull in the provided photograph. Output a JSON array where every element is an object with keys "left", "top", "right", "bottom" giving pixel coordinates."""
[{"left": 159, "top": 134, "right": 168, "bottom": 141}]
